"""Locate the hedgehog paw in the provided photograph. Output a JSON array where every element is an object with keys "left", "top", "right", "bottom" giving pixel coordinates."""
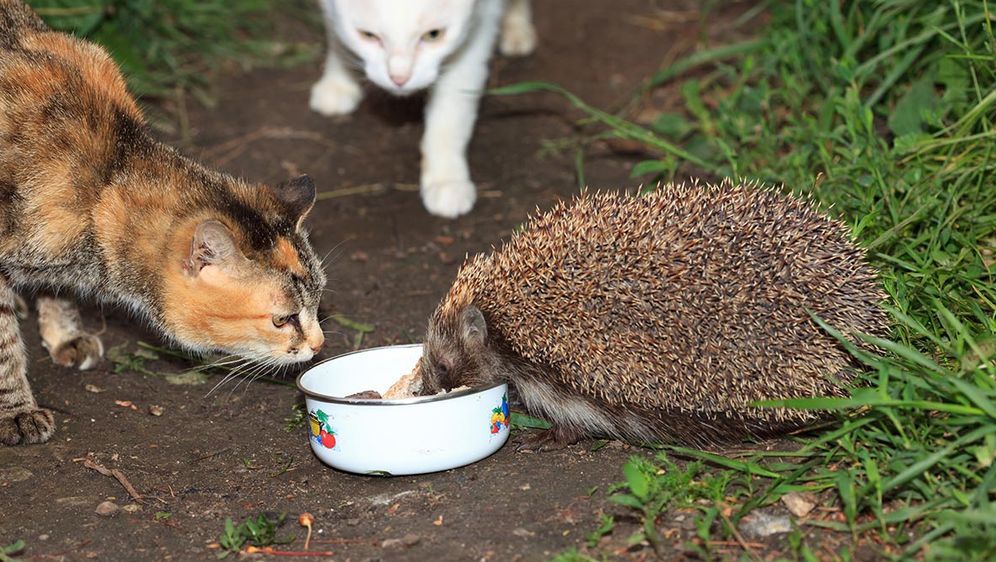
[{"left": 515, "top": 426, "right": 581, "bottom": 453}]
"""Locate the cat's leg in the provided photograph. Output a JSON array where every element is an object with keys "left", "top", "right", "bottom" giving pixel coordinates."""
[
  {"left": 310, "top": 41, "right": 363, "bottom": 116},
  {"left": 37, "top": 297, "right": 103, "bottom": 370},
  {"left": 499, "top": 0, "right": 537, "bottom": 56},
  {"left": 0, "top": 277, "right": 54, "bottom": 445},
  {"left": 419, "top": 12, "right": 503, "bottom": 218}
]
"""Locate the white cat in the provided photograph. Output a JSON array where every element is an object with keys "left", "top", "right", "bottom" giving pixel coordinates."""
[{"left": 310, "top": 0, "right": 537, "bottom": 218}]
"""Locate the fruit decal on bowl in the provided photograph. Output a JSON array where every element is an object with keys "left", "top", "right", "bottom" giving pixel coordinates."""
[
  {"left": 490, "top": 393, "right": 510, "bottom": 434},
  {"left": 309, "top": 409, "right": 337, "bottom": 449}
]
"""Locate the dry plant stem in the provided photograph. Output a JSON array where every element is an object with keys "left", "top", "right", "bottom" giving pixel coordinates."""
[
  {"left": 298, "top": 512, "right": 314, "bottom": 550},
  {"left": 80, "top": 458, "right": 143, "bottom": 502},
  {"left": 717, "top": 502, "right": 759, "bottom": 561},
  {"left": 243, "top": 546, "right": 333, "bottom": 556}
]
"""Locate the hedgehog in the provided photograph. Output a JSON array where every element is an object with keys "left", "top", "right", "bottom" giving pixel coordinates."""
[{"left": 414, "top": 179, "right": 889, "bottom": 448}]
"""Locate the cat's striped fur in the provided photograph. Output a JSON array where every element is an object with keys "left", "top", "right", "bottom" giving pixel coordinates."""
[{"left": 0, "top": 0, "right": 327, "bottom": 445}]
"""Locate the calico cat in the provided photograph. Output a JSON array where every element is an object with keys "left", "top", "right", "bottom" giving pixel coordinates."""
[
  {"left": 0, "top": 0, "right": 327, "bottom": 446},
  {"left": 310, "top": 0, "right": 537, "bottom": 218}
]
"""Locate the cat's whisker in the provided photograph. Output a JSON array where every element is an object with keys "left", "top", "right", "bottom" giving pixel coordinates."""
[
  {"left": 231, "top": 357, "right": 272, "bottom": 394},
  {"left": 205, "top": 353, "right": 266, "bottom": 396}
]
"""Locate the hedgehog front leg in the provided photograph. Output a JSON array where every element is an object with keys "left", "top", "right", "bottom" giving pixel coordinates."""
[{"left": 37, "top": 297, "right": 104, "bottom": 370}]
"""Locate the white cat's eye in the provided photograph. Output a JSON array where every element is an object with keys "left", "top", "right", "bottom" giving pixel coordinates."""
[
  {"left": 421, "top": 28, "right": 445, "bottom": 42},
  {"left": 358, "top": 29, "right": 380, "bottom": 43}
]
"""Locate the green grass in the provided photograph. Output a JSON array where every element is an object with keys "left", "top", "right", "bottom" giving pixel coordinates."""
[
  {"left": 27, "top": 0, "right": 318, "bottom": 103},
  {"left": 497, "top": 0, "right": 995, "bottom": 559},
  {"left": 216, "top": 512, "right": 293, "bottom": 558}
]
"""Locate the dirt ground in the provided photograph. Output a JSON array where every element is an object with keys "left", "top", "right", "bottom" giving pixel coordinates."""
[{"left": 0, "top": 2, "right": 788, "bottom": 560}]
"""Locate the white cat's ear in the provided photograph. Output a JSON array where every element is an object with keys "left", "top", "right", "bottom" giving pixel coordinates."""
[
  {"left": 184, "top": 220, "right": 244, "bottom": 275},
  {"left": 271, "top": 175, "right": 316, "bottom": 229}
]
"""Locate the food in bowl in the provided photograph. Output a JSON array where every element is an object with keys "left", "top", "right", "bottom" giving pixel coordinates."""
[{"left": 296, "top": 344, "right": 510, "bottom": 475}]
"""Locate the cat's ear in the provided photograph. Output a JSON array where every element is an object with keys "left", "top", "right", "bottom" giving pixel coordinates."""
[
  {"left": 270, "top": 174, "right": 316, "bottom": 229},
  {"left": 459, "top": 305, "right": 488, "bottom": 348},
  {"left": 184, "top": 220, "right": 243, "bottom": 276}
]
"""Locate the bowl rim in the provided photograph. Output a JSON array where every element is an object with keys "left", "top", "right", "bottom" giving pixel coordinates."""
[{"left": 296, "top": 343, "right": 505, "bottom": 406}]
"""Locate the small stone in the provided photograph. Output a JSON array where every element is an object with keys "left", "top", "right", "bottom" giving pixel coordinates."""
[
  {"left": 737, "top": 509, "right": 792, "bottom": 539},
  {"left": 148, "top": 405, "right": 164, "bottom": 416},
  {"left": 84, "top": 384, "right": 104, "bottom": 393},
  {"left": 512, "top": 528, "right": 535, "bottom": 538},
  {"left": 518, "top": 483, "right": 531, "bottom": 491},
  {"left": 381, "top": 538, "right": 404, "bottom": 549},
  {"left": 0, "top": 467, "right": 33, "bottom": 483},
  {"left": 122, "top": 503, "right": 142, "bottom": 513},
  {"left": 95, "top": 501, "right": 120, "bottom": 517},
  {"left": 780, "top": 492, "right": 816, "bottom": 517},
  {"left": 346, "top": 518, "right": 360, "bottom": 526},
  {"left": 401, "top": 533, "right": 420, "bottom": 546},
  {"left": 38, "top": 534, "right": 49, "bottom": 541}
]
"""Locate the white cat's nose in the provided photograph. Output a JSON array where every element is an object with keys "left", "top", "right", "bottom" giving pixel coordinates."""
[{"left": 390, "top": 72, "right": 410, "bottom": 86}]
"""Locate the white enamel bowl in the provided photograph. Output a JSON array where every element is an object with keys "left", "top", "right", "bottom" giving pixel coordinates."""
[{"left": 296, "top": 344, "right": 510, "bottom": 476}]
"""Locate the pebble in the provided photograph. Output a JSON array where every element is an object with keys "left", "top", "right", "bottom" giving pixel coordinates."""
[
  {"left": 512, "top": 528, "right": 535, "bottom": 538},
  {"left": 401, "top": 533, "right": 420, "bottom": 546},
  {"left": 737, "top": 509, "right": 792, "bottom": 539},
  {"left": 123, "top": 503, "right": 142, "bottom": 513},
  {"left": 148, "top": 405, "right": 164, "bottom": 417},
  {"left": 780, "top": 491, "right": 817, "bottom": 517},
  {"left": 95, "top": 501, "right": 120, "bottom": 517},
  {"left": 346, "top": 518, "right": 360, "bottom": 526},
  {"left": 0, "top": 467, "right": 33, "bottom": 483}
]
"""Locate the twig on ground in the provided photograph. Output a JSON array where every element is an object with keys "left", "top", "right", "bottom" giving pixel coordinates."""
[{"left": 78, "top": 457, "right": 143, "bottom": 502}]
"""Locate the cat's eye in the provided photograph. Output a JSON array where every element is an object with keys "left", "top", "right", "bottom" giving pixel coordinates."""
[
  {"left": 272, "top": 313, "right": 300, "bottom": 329},
  {"left": 421, "top": 28, "right": 445, "bottom": 42},
  {"left": 358, "top": 29, "right": 380, "bottom": 42}
]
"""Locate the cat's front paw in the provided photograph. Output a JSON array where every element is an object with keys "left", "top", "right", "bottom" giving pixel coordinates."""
[
  {"left": 50, "top": 334, "right": 104, "bottom": 371},
  {"left": 499, "top": 19, "right": 537, "bottom": 57},
  {"left": 0, "top": 408, "right": 55, "bottom": 446},
  {"left": 309, "top": 75, "right": 363, "bottom": 116},
  {"left": 421, "top": 179, "right": 477, "bottom": 218}
]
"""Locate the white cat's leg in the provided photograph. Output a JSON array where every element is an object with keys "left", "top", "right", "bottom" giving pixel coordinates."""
[
  {"left": 310, "top": 44, "right": 363, "bottom": 117},
  {"left": 420, "top": 9, "right": 503, "bottom": 218},
  {"left": 499, "top": 0, "right": 537, "bottom": 56},
  {"left": 37, "top": 297, "right": 103, "bottom": 370}
]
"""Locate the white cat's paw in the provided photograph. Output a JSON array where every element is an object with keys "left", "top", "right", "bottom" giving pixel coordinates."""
[
  {"left": 420, "top": 179, "right": 477, "bottom": 218},
  {"left": 309, "top": 75, "right": 363, "bottom": 116},
  {"left": 499, "top": 20, "right": 537, "bottom": 57}
]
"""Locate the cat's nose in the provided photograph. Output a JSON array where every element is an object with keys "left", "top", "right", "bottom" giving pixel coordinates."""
[
  {"left": 390, "top": 73, "right": 410, "bottom": 86},
  {"left": 308, "top": 332, "right": 325, "bottom": 355}
]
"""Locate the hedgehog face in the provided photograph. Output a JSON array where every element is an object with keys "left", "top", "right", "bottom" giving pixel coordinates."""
[{"left": 420, "top": 305, "right": 500, "bottom": 395}]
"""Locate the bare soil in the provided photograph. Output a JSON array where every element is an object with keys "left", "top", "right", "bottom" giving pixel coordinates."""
[{"left": 0, "top": 2, "right": 810, "bottom": 561}]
